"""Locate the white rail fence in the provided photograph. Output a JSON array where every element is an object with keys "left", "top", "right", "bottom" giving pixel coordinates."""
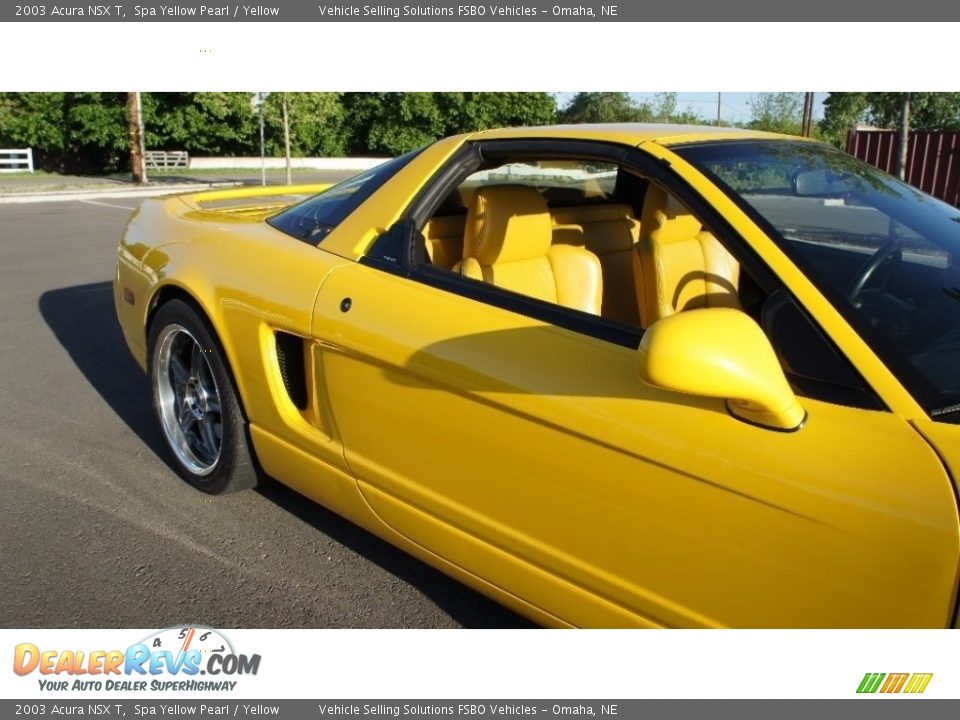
[
  {"left": 0, "top": 150, "right": 386, "bottom": 176},
  {"left": 0, "top": 148, "right": 33, "bottom": 173},
  {"left": 144, "top": 150, "right": 189, "bottom": 170},
  {"left": 142, "top": 154, "right": 385, "bottom": 173}
]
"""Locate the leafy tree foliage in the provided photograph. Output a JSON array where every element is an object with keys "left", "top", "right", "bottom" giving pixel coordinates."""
[
  {"left": 0, "top": 92, "right": 128, "bottom": 172},
  {"left": 146, "top": 92, "right": 258, "bottom": 156},
  {"left": 341, "top": 91, "right": 557, "bottom": 156},
  {"left": 747, "top": 92, "right": 804, "bottom": 136},
  {"left": 648, "top": 92, "right": 677, "bottom": 121},
  {"left": 260, "top": 93, "right": 349, "bottom": 157},
  {"left": 820, "top": 92, "right": 960, "bottom": 147},
  {"left": 341, "top": 92, "right": 447, "bottom": 156},
  {"left": 0, "top": 91, "right": 559, "bottom": 172},
  {"left": 558, "top": 92, "right": 646, "bottom": 123},
  {"left": 558, "top": 92, "right": 708, "bottom": 125},
  {"left": 451, "top": 91, "right": 557, "bottom": 132}
]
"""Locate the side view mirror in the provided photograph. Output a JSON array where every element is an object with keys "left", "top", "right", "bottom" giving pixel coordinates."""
[{"left": 637, "top": 308, "right": 806, "bottom": 432}]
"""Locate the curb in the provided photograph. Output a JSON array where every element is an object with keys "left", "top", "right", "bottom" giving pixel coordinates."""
[{"left": 0, "top": 181, "right": 242, "bottom": 205}]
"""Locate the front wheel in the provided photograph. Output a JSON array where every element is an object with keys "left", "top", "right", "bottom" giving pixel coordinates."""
[{"left": 148, "top": 299, "right": 258, "bottom": 494}]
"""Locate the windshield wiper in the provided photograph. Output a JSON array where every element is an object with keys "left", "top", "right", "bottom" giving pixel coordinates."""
[{"left": 931, "top": 403, "right": 960, "bottom": 420}]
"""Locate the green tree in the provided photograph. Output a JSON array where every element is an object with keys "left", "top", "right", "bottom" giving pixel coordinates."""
[
  {"left": 147, "top": 92, "right": 259, "bottom": 156},
  {"left": 342, "top": 92, "right": 558, "bottom": 155},
  {"left": 649, "top": 92, "right": 677, "bottom": 121},
  {"left": 447, "top": 92, "right": 556, "bottom": 132},
  {"left": 260, "top": 92, "right": 348, "bottom": 157},
  {"left": 63, "top": 92, "right": 130, "bottom": 172},
  {"left": 558, "top": 92, "right": 712, "bottom": 125},
  {"left": 0, "top": 91, "right": 560, "bottom": 171},
  {"left": 341, "top": 92, "right": 444, "bottom": 156},
  {"left": 0, "top": 92, "right": 66, "bottom": 155},
  {"left": 0, "top": 92, "right": 131, "bottom": 173},
  {"left": 558, "top": 92, "right": 646, "bottom": 124},
  {"left": 820, "top": 92, "right": 960, "bottom": 147},
  {"left": 0, "top": 92, "right": 266, "bottom": 172},
  {"left": 747, "top": 92, "right": 804, "bottom": 135}
]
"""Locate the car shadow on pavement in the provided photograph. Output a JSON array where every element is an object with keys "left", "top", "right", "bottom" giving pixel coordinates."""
[
  {"left": 253, "top": 475, "right": 536, "bottom": 628},
  {"left": 39, "top": 281, "right": 171, "bottom": 460},
  {"left": 39, "top": 281, "right": 535, "bottom": 629}
]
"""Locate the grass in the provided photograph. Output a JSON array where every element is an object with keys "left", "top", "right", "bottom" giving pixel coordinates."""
[
  {"left": 144, "top": 167, "right": 332, "bottom": 177},
  {"left": 0, "top": 170, "right": 64, "bottom": 178},
  {"left": 0, "top": 168, "right": 315, "bottom": 181}
]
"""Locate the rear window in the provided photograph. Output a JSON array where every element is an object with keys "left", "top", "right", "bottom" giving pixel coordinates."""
[
  {"left": 429, "top": 159, "right": 620, "bottom": 219},
  {"left": 267, "top": 149, "right": 421, "bottom": 245}
]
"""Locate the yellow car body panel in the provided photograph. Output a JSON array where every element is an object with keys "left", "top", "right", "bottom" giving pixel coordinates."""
[
  {"left": 313, "top": 262, "right": 957, "bottom": 627},
  {"left": 470, "top": 123, "right": 799, "bottom": 147},
  {"left": 321, "top": 136, "right": 467, "bottom": 261},
  {"left": 114, "top": 124, "right": 960, "bottom": 627}
]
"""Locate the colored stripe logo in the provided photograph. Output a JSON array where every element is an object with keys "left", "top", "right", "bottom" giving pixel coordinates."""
[{"left": 857, "top": 672, "right": 932, "bottom": 694}]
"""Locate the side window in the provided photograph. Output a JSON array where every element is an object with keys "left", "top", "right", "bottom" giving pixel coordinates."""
[
  {"left": 268, "top": 149, "right": 420, "bottom": 245},
  {"left": 420, "top": 158, "right": 642, "bottom": 324},
  {"left": 418, "top": 155, "right": 754, "bottom": 334},
  {"left": 460, "top": 159, "right": 618, "bottom": 203},
  {"left": 762, "top": 290, "right": 883, "bottom": 409},
  {"left": 405, "top": 146, "right": 881, "bottom": 410}
]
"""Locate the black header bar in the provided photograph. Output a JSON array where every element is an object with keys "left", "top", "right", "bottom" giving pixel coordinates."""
[{"left": 4, "top": 0, "right": 957, "bottom": 21}]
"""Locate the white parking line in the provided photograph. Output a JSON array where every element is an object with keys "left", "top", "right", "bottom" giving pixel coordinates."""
[{"left": 80, "top": 199, "right": 137, "bottom": 211}]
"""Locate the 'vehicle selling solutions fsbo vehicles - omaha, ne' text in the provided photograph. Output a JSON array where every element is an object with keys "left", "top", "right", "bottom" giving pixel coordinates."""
[{"left": 115, "top": 123, "right": 960, "bottom": 628}]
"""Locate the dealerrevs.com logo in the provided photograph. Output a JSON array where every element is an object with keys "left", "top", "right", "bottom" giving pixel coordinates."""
[
  {"left": 13, "top": 627, "right": 261, "bottom": 692},
  {"left": 857, "top": 673, "right": 933, "bottom": 695}
]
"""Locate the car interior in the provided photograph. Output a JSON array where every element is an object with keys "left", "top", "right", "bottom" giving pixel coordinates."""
[
  {"left": 410, "top": 155, "right": 888, "bottom": 411},
  {"left": 418, "top": 158, "right": 746, "bottom": 331}
]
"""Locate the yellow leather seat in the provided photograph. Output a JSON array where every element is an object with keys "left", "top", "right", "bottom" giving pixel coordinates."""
[
  {"left": 552, "top": 203, "right": 641, "bottom": 325},
  {"left": 421, "top": 215, "right": 464, "bottom": 270},
  {"left": 455, "top": 185, "right": 603, "bottom": 315},
  {"left": 634, "top": 186, "right": 741, "bottom": 327}
]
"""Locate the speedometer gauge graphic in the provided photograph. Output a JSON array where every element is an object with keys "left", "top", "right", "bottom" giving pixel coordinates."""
[{"left": 139, "top": 626, "right": 235, "bottom": 664}]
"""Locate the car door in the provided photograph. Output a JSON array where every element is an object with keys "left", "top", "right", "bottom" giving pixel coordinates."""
[{"left": 312, "top": 147, "right": 959, "bottom": 628}]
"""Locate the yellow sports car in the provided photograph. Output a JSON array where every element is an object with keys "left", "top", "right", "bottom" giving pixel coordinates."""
[{"left": 115, "top": 124, "right": 960, "bottom": 628}]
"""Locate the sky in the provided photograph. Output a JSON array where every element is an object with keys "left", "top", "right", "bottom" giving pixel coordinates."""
[{"left": 554, "top": 92, "right": 827, "bottom": 127}]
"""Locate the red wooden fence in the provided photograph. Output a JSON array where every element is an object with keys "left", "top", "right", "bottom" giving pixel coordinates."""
[{"left": 846, "top": 128, "right": 960, "bottom": 207}]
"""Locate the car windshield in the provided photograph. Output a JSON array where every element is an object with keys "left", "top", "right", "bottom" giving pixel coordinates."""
[{"left": 675, "top": 139, "right": 960, "bottom": 420}]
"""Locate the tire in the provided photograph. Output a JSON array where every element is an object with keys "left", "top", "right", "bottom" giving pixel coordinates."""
[{"left": 147, "top": 299, "right": 258, "bottom": 494}]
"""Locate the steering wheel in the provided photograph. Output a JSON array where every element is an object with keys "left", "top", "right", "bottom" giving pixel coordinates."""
[{"left": 847, "top": 240, "right": 902, "bottom": 306}]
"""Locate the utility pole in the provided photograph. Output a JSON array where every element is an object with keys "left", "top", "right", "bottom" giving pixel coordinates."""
[
  {"left": 259, "top": 99, "right": 266, "bottom": 187},
  {"left": 251, "top": 92, "right": 269, "bottom": 186},
  {"left": 801, "top": 92, "right": 814, "bottom": 137},
  {"left": 127, "top": 92, "right": 147, "bottom": 185},
  {"left": 716, "top": 92, "right": 721, "bottom": 127},
  {"left": 897, "top": 92, "right": 911, "bottom": 181},
  {"left": 282, "top": 95, "right": 292, "bottom": 186}
]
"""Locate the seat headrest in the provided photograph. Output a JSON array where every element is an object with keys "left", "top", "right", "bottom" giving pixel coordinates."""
[
  {"left": 640, "top": 185, "right": 702, "bottom": 244},
  {"left": 464, "top": 185, "right": 553, "bottom": 265}
]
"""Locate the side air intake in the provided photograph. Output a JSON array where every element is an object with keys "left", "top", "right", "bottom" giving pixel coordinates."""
[{"left": 274, "top": 332, "right": 308, "bottom": 411}]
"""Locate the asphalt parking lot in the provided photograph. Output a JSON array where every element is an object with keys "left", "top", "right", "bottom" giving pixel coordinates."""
[{"left": 0, "top": 196, "right": 532, "bottom": 629}]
